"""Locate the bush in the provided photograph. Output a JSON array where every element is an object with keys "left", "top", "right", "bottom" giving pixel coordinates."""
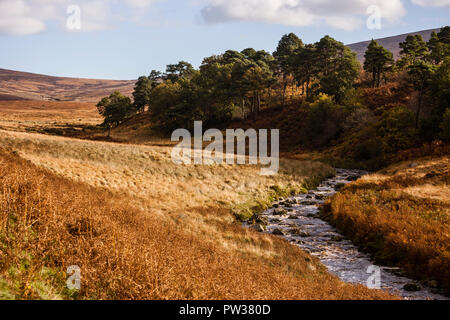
[
  {"left": 96, "top": 91, "right": 133, "bottom": 128},
  {"left": 376, "top": 105, "right": 416, "bottom": 155},
  {"left": 302, "top": 94, "right": 350, "bottom": 147},
  {"left": 354, "top": 137, "right": 384, "bottom": 161},
  {"left": 342, "top": 107, "right": 376, "bottom": 134}
]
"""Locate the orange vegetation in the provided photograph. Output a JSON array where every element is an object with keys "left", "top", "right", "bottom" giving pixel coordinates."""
[
  {"left": 0, "top": 146, "right": 396, "bottom": 299},
  {"left": 322, "top": 157, "right": 450, "bottom": 293}
]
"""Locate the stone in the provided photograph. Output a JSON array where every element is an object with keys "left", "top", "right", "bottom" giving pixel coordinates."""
[
  {"left": 254, "top": 215, "right": 268, "bottom": 226},
  {"left": 288, "top": 215, "right": 299, "bottom": 220},
  {"left": 289, "top": 228, "right": 302, "bottom": 235},
  {"left": 273, "top": 208, "right": 287, "bottom": 216},
  {"left": 330, "top": 235, "right": 344, "bottom": 242},
  {"left": 403, "top": 282, "right": 421, "bottom": 292},
  {"left": 408, "top": 162, "right": 418, "bottom": 168},
  {"left": 272, "top": 228, "right": 286, "bottom": 236}
]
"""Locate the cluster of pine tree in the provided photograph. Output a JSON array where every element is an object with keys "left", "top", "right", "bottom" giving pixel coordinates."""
[{"left": 96, "top": 27, "right": 449, "bottom": 149}]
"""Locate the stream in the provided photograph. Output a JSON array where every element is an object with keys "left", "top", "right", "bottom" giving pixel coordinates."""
[{"left": 251, "top": 168, "right": 448, "bottom": 300}]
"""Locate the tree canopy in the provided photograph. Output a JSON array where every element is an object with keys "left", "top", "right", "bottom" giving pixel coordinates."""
[{"left": 364, "top": 40, "right": 394, "bottom": 88}]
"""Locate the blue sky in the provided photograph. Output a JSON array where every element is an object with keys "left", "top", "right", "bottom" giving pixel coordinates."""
[{"left": 0, "top": 0, "right": 449, "bottom": 80}]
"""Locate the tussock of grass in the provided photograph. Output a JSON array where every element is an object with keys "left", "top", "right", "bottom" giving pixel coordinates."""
[
  {"left": 322, "top": 157, "right": 450, "bottom": 293},
  {"left": 0, "top": 131, "right": 396, "bottom": 299}
]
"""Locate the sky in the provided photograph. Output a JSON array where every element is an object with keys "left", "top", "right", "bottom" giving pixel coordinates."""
[{"left": 0, "top": 0, "right": 449, "bottom": 80}]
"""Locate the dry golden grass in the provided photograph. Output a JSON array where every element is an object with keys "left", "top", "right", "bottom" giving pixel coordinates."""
[
  {"left": 323, "top": 157, "right": 450, "bottom": 293},
  {"left": 0, "top": 129, "right": 333, "bottom": 221},
  {"left": 0, "top": 100, "right": 101, "bottom": 132},
  {"left": 0, "top": 130, "right": 396, "bottom": 300}
]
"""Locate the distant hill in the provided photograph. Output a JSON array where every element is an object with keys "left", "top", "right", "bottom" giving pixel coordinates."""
[
  {"left": 0, "top": 68, "right": 135, "bottom": 102},
  {"left": 347, "top": 28, "right": 441, "bottom": 64}
]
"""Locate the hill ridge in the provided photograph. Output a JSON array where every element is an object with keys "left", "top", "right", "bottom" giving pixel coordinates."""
[{"left": 347, "top": 28, "right": 441, "bottom": 63}]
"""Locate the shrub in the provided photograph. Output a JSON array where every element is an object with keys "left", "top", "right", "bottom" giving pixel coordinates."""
[
  {"left": 376, "top": 105, "right": 416, "bottom": 155},
  {"left": 353, "top": 137, "right": 384, "bottom": 161},
  {"left": 302, "top": 94, "right": 350, "bottom": 148},
  {"left": 342, "top": 107, "right": 376, "bottom": 134}
]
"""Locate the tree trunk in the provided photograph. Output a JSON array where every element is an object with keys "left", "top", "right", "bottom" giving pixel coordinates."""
[
  {"left": 282, "top": 75, "right": 287, "bottom": 107},
  {"left": 306, "top": 78, "right": 310, "bottom": 100},
  {"left": 373, "top": 69, "right": 377, "bottom": 88},
  {"left": 415, "top": 89, "right": 423, "bottom": 130},
  {"left": 257, "top": 92, "right": 261, "bottom": 114}
]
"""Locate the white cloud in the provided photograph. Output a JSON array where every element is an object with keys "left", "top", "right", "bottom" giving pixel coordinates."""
[
  {"left": 125, "top": 0, "right": 154, "bottom": 8},
  {"left": 412, "top": 0, "right": 450, "bottom": 7},
  {"left": 0, "top": 16, "right": 45, "bottom": 35},
  {"left": 0, "top": 0, "right": 45, "bottom": 35},
  {"left": 0, "top": 0, "right": 156, "bottom": 35},
  {"left": 201, "top": 0, "right": 406, "bottom": 30},
  {"left": 78, "top": 0, "right": 111, "bottom": 32}
]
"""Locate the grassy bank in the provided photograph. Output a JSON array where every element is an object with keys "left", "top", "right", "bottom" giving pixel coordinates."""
[
  {"left": 321, "top": 157, "right": 450, "bottom": 294},
  {"left": 0, "top": 130, "right": 396, "bottom": 299}
]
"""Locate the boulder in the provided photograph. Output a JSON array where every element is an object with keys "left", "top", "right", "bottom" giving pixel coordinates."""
[
  {"left": 254, "top": 214, "right": 268, "bottom": 226},
  {"left": 273, "top": 208, "right": 287, "bottom": 216},
  {"left": 289, "top": 228, "right": 309, "bottom": 237},
  {"left": 272, "top": 228, "right": 286, "bottom": 236}
]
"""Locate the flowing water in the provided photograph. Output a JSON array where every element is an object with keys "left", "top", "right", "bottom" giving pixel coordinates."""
[{"left": 252, "top": 169, "right": 447, "bottom": 300}]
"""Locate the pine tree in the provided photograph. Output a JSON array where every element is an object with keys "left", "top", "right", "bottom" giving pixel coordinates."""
[
  {"left": 132, "top": 76, "right": 152, "bottom": 113},
  {"left": 364, "top": 40, "right": 394, "bottom": 88},
  {"left": 273, "top": 33, "right": 303, "bottom": 106}
]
